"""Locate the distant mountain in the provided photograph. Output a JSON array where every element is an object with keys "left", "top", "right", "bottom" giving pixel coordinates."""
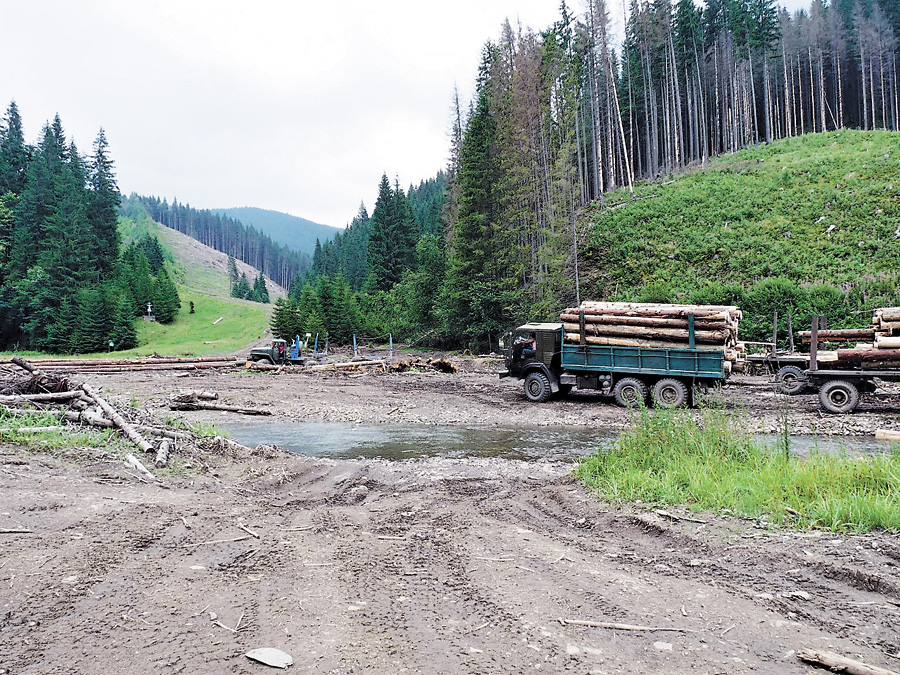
[{"left": 215, "top": 207, "right": 341, "bottom": 256}]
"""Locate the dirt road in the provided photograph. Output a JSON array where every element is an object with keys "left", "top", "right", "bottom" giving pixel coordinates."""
[
  {"left": 0, "top": 443, "right": 898, "bottom": 674},
  {"left": 1, "top": 361, "right": 899, "bottom": 674}
]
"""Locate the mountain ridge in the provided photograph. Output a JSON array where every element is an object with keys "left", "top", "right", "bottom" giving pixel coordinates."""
[{"left": 214, "top": 206, "right": 341, "bottom": 256}]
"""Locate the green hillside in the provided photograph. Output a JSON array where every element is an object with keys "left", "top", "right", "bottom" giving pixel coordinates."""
[
  {"left": 112, "top": 212, "right": 272, "bottom": 357},
  {"left": 580, "top": 130, "right": 900, "bottom": 341},
  {"left": 215, "top": 206, "right": 340, "bottom": 255}
]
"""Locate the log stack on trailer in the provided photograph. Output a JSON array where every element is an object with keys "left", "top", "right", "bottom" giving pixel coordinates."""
[
  {"left": 559, "top": 302, "right": 747, "bottom": 373},
  {"left": 798, "top": 306, "right": 900, "bottom": 369}
]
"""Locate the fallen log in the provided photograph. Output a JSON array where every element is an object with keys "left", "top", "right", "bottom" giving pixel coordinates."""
[
  {"left": 797, "top": 648, "right": 899, "bottom": 675},
  {"left": 560, "top": 618, "right": 696, "bottom": 633},
  {"left": 0, "top": 391, "right": 84, "bottom": 404},
  {"left": 155, "top": 440, "right": 170, "bottom": 468},
  {"left": 0, "top": 426, "right": 66, "bottom": 434},
  {"left": 169, "top": 394, "right": 271, "bottom": 415},
  {"left": 16, "top": 355, "right": 238, "bottom": 367},
  {"left": 37, "top": 362, "right": 238, "bottom": 373},
  {"left": 307, "top": 360, "right": 386, "bottom": 372},
  {"left": 875, "top": 429, "right": 900, "bottom": 442},
  {"left": 81, "top": 383, "right": 154, "bottom": 454},
  {"left": 125, "top": 453, "right": 155, "bottom": 481}
]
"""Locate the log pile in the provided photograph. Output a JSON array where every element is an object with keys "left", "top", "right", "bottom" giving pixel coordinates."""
[
  {"left": 560, "top": 302, "right": 746, "bottom": 372},
  {"left": 802, "top": 307, "right": 900, "bottom": 370},
  {"left": 0, "top": 358, "right": 270, "bottom": 477}
]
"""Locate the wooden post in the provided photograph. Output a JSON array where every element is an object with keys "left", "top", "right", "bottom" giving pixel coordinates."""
[
  {"left": 688, "top": 314, "right": 696, "bottom": 350},
  {"left": 579, "top": 311, "right": 586, "bottom": 347},
  {"left": 772, "top": 312, "right": 779, "bottom": 355},
  {"left": 809, "top": 315, "right": 818, "bottom": 372},
  {"left": 787, "top": 312, "right": 794, "bottom": 352}
]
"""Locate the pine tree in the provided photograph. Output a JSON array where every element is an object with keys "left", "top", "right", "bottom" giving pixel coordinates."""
[
  {"left": 364, "top": 174, "right": 396, "bottom": 291},
  {"left": 73, "top": 289, "right": 112, "bottom": 354},
  {"left": 269, "top": 297, "right": 295, "bottom": 339},
  {"left": 227, "top": 254, "right": 239, "bottom": 292}
]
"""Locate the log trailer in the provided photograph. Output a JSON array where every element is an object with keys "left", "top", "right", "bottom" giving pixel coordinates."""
[{"left": 499, "top": 317, "right": 728, "bottom": 408}]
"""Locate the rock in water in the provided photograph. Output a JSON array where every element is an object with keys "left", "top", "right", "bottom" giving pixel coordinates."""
[{"left": 245, "top": 647, "right": 294, "bottom": 669}]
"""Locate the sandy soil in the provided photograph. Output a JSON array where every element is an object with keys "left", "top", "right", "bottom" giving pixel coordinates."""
[{"left": 1, "top": 359, "right": 899, "bottom": 674}]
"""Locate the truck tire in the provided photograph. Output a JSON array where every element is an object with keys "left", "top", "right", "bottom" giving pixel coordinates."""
[
  {"left": 613, "top": 377, "right": 648, "bottom": 408},
  {"left": 261, "top": 357, "right": 275, "bottom": 365},
  {"left": 652, "top": 378, "right": 688, "bottom": 409},
  {"left": 819, "top": 379, "right": 860, "bottom": 414},
  {"left": 776, "top": 365, "right": 808, "bottom": 395},
  {"left": 524, "top": 372, "right": 552, "bottom": 403}
]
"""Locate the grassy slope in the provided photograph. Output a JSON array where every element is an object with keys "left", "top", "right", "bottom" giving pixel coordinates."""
[
  {"left": 582, "top": 130, "right": 900, "bottom": 297},
  {"left": 111, "top": 212, "right": 272, "bottom": 357}
]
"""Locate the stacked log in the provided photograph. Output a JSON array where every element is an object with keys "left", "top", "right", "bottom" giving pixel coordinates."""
[
  {"left": 804, "top": 307, "right": 900, "bottom": 370},
  {"left": 8, "top": 355, "right": 239, "bottom": 374},
  {"left": 559, "top": 302, "right": 745, "bottom": 370}
]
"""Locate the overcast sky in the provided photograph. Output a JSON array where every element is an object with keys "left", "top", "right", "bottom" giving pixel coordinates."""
[{"left": 2, "top": 0, "right": 807, "bottom": 228}]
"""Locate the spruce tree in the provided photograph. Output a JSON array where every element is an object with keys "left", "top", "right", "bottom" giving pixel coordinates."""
[
  {"left": 87, "top": 128, "right": 120, "bottom": 279},
  {"left": 0, "top": 101, "right": 28, "bottom": 196},
  {"left": 252, "top": 271, "right": 269, "bottom": 303},
  {"left": 152, "top": 268, "right": 180, "bottom": 323},
  {"left": 269, "top": 297, "right": 293, "bottom": 339},
  {"left": 233, "top": 273, "right": 252, "bottom": 299},
  {"left": 227, "top": 254, "right": 239, "bottom": 292},
  {"left": 364, "top": 174, "right": 395, "bottom": 292}
]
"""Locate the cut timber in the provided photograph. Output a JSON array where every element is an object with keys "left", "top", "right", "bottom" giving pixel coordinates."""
[
  {"left": 125, "top": 453, "right": 155, "bottom": 481},
  {"left": 0, "top": 426, "right": 65, "bottom": 434},
  {"left": 799, "top": 328, "right": 876, "bottom": 342},
  {"left": 155, "top": 440, "right": 170, "bottom": 468},
  {"left": 308, "top": 360, "right": 386, "bottom": 372},
  {"left": 561, "top": 322, "right": 730, "bottom": 343},
  {"left": 560, "top": 618, "right": 696, "bottom": 633},
  {"left": 559, "top": 313, "right": 730, "bottom": 329},
  {"left": 834, "top": 348, "right": 900, "bottom": 367},
  {"left": 875, "top": 429, "right": 900, "bottom": 442},
  {"left": 0, "top": 391, "right": 84, "bottom": 403},
  {"left": 797, "top": 648, "right": 900, "bottom": 675},
  {"left": 875, "top": 336, "right": 900, "bottom": 349},
  {"left": 212, "top": 317, "right": 224, "bottom": 325},
  {"left": 19, "top": 355, "right": 237, "bottom": 367},
  {"left": 81, "top": 383, "right": 154, "bottom": 454},
  {"left": 169, "top": 394, "right": 271, "bottom": 415},
  {"left": 563, "top": 333, "right": 725, "bottom": 351}
]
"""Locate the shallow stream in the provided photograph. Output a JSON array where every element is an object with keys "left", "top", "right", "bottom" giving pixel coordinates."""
[{"left": 216, "top": 421, "right": 895, "bottom": 462}]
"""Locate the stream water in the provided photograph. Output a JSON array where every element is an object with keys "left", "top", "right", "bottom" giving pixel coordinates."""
[{"left": 216, "top": 421, "right": 896, "bottom": 462}]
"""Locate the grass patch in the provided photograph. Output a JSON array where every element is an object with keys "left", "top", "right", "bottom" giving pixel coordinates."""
[
  {"left": 0, "top": 408, "right": 119, "bottom": 451},
  {"left": 576, "top": 408, "right": 900, "bottom": 532}
]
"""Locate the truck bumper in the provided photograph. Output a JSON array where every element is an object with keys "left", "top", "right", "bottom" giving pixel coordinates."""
[{"left": 498, "top": 370, "right": 512, "bottom": 379}]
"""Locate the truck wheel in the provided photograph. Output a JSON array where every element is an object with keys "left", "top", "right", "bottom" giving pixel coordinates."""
[
  {"left": 260, "top": 357, "right": 274, "bottom": 365},
  {"left": 652, "top": 378, "right": 688, "bottom": 408},
  {"left": 613, "top": 377, "right": 648, "bottom": 408},
  {"left": 819, "top": 379, "right": 859, "bottom": 414},
  {"left": 524, "top": 372, "right": 552, "bottom": 403},
  {"left": 776, "top": 365, "right": 808, "bottom": 395}
]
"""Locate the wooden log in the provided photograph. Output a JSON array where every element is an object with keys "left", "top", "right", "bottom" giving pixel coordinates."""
[
  {"left": 560, "top": 322, "right": 730, "bottom": 343},
  {"left": 797, "top": 648, "right": 900, "bottom": 675},
  {"left": 81, "top": 383, "right": 154, "bottom": 454},
  {"left": 38, "top": 362, "right": 237, "bottom": 373},
  {"left": 169, "top": 394, "right": 272, "bottom": 415},
  {"left": 875, "top": 429, "right": 900, "bottom": 442},
  {"left": 307, "top": 360, "right": 387, "bottom": 372},
  {"left": 876, "top": 307, "right": 900, "bottom": 322},
  {"left": 563, "top": 333, "right": 726, "bottom": 351},
  {"left": 155, "top": 440, "right": 170, "bottom": 468},
  {"left": 875, "top": 336, "right": 900, "bottom": 349},
  {"left": 568, "top": 307, "right": 737, "bottom": 321},
  {"left": 836, "top": 348, "right": 900, "bottom": 366},
  {"left": 799, "top": 328, "right": 876, "bottom": 341},
  {"left": 124, "top": 453, "right": 155, "bottom": 481},
  {"left": 19, "top": 355, "right": 237, "bottom": 367},
  {"left": 0, "top": 391, "right": 84, "bottom": 403},
  {"left": 559, "top": 313, "right": 729, "bottom": 329},
  {"left": 0, "top": 426, "right": 66, "bottom": 434}
]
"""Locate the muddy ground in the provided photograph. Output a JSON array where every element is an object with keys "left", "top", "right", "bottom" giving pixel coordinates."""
[{"left": 1, "top": 357, "right": 899, "bottom": 674}]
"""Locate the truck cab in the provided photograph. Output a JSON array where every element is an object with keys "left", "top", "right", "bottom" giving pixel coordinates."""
[
  {"left": 500, "top": 323, "right": 565, "bottom": 400},
  {"left": 249, "top": 336, "right": 306, "bottom": 366}
]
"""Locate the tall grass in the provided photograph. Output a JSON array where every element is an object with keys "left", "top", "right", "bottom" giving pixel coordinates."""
[{"left": 576, "top": 408, "right": 900, "bottom": 532}]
